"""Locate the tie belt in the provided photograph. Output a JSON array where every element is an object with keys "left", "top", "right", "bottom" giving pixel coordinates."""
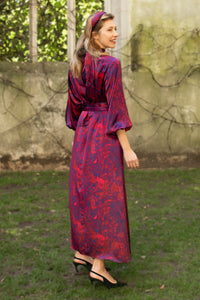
[{"left": 82, "top": 102, "right": 108, "bottom": 111}]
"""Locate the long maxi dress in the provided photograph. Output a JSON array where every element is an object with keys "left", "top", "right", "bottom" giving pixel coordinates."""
[{"left": 66, "top": 52, "right": 133, "bottom": 263}]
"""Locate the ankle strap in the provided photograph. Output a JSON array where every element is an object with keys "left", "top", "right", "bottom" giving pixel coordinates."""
[
  {"left": 90, "top": 270, "right": 104, "bottom": 279},
  {"left": 74, "top": 256, "right": 88, "bottom": 264}
]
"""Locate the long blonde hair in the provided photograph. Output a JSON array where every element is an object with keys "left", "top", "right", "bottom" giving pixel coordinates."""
[{"left": 70, "top": 12, "right": 114, "bottom": 78}]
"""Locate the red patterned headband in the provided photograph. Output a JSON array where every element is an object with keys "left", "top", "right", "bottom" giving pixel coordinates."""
[{"left": 92, "top": 11, "right": 106, "bottom": 29}]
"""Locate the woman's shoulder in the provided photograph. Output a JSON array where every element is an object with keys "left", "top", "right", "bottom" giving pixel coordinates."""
[
  {"left": 99, "top": 55, "right": 121, "bottom": 69},
  {"left": 100, "top": 54, "right": 120, "bottom": 63},
  {"left": 85, "top": 52, "right": 120, "bottom": 66}
]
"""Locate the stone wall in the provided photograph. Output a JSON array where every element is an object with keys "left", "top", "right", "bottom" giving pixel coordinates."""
[
  {"left": 106, "top": 0, "right": 200, "bottom": 167},
  {"left": 0, "top": 62, "right": 73, "bottom": 170},
  {"left": 1, "top": 0, "right": 200, "bottom": 170},
  {"left": 0, "top": 60, "right": 199, "bottom": 171}
]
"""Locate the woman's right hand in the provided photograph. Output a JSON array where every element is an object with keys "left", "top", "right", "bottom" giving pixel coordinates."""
[{"left": 123, "top": 148, "right": 139, "bottom": 169}]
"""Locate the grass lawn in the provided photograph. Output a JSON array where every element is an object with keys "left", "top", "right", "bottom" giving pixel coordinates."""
[{"left": 0, "top": 169, "right": 200, "bottom": 300}]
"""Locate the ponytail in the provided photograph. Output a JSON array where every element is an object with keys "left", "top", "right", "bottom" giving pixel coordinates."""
[{"left": 70, "top": 12, "right": 114, "bottom": 78}]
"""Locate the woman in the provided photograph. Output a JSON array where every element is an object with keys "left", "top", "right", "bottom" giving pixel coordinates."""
[{"left": 66, "top": 11, "right": 139, "bottom": 288}]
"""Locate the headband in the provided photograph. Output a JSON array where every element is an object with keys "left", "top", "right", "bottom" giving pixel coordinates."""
[{"left": 92, "top": 11, "right": 106, "bottom": 29}]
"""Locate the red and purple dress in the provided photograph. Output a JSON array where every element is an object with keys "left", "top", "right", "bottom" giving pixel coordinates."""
[{"left": 66, "top": 52, "right": 132, "bottom": 263}]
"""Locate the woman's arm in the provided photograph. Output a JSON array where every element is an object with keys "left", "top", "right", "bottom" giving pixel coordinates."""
[{"left": 116, "top": 129, "right": 139, "bottom": 169}]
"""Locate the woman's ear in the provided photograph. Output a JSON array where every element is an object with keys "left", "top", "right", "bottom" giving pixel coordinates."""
[{"left": 92, "top": 31, "right": 98, "bottom": 42}]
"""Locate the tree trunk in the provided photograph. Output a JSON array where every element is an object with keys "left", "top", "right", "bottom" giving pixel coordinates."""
[
  {"left": 67, "top": 0, "right": 76, "bottom": 62},
  {"left": 29, "top": 0, "right": 37, "bottom": 62}
]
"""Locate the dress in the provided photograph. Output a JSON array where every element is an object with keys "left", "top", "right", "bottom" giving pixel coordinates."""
[{"left": 65, "top": 52, "right": 132, "bottom": 263}]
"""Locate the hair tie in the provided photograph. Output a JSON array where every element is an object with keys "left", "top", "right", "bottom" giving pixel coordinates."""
[{"left": 92, "top": 11, "right": 106, "bottom": 30}]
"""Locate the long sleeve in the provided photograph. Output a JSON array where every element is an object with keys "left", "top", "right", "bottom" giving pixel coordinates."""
[
  {"left": 105, "top": 58, "right": 132, "bottom": 135},
  {"left": 65, "top": 71, "right": 82, "bottom": 130}
]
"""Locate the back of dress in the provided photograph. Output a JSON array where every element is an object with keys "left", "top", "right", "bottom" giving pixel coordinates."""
[
  {"left": 66, "top": 52, "right": 132, "bottom": 134},
  {"left": 66, "top": 51, "right": 133, "bottom": 263}
]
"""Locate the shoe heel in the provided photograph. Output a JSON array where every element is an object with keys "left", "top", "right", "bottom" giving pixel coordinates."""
[
  {"left": 73, "top": 261, "right": 79, "bottom": 273},
  {"left": 89, "top": 276, "right": 94, "bottom": 285}
]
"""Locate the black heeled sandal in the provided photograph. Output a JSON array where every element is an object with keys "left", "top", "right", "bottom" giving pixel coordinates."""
[
  {"left": 89, "top": 270, "right": 127, "bottom": 289},
  {"left": 73, "top": 256, "right": 92, "bottom": 272},
  {"left": 73, "top": 256, "right": 111, "bottom": 273}
]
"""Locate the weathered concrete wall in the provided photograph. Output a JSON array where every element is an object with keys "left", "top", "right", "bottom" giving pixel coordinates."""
[
  {"left": 0, "top": 60, "right": 199, "bottom": 171},
  {"left": 0, "top": 62, "right": 74, "bottom": 170},
  {"left": 1, "top": 0, "right": 200, "bottom": 170},
  {"left": 106, "top": 0, "right": 200, "bottom": 166}
]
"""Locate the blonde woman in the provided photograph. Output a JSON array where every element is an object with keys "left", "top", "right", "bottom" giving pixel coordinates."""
[{"left": 66, "top": 11, "right": 139, "bottom": 288}]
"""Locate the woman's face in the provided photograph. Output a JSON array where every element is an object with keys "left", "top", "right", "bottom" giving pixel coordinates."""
[{"left": 93, "top": 19, "right": 119, "bottom": 49}]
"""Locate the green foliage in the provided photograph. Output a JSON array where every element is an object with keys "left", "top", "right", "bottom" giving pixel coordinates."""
[
  {"left": 37, "top": 0, "right": 68, "bottom": 62},
  {"left": 0, "top": 0, "right": 29, "bottom": 62},
  {"left": 0, "top": 0, "right": 104, "bottom": 62},
  {"left": 76, "top": 0, "right": 104, "bottom": 38}
]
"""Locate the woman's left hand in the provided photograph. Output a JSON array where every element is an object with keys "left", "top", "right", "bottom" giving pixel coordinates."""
[{"left": 123, "top": 148, "right": 139, "bottom": 169}]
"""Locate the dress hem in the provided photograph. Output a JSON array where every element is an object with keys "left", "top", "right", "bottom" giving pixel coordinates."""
[{"left": 71, "top": 246, "right": 131, "bottom": 263}]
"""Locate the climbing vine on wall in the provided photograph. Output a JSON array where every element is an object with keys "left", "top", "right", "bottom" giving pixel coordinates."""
[
  {"left": 122, "top": 26, "right": 200, "bottom": 151},
  {"left": 1, "top": 21, "right": 200, "bottom": 168}
]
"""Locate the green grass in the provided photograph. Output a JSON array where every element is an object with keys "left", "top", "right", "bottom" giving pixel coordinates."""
[{"left": 0, "top": 169, "right": 200, "bottom": 300}]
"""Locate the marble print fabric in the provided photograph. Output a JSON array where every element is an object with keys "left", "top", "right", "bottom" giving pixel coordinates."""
[{"left": 66, "top": 52, "right": 132, "bottom": 262}]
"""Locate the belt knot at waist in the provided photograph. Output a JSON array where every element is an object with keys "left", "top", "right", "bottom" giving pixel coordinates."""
[{"left": 82, "top": 102, "right": 108, "bottom": 111}]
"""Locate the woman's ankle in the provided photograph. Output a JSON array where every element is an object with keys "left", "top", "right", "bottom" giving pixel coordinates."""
[
  {"left": 92, "top": 258, "right": 105, "bottom": 272},
  {"left": 75, "top": 251, "right": 80, "bottom": 257},
  {"left": 74, "top": 251, "right": 93, "bottom": 264}
]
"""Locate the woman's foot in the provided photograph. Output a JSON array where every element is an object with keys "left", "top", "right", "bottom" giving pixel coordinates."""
[
  {"left": 89, "top": 270, "right": 126, "bottom": 288},
  {"left": 74, "top": 251, "right": 94, "bottom": 266},
  {"left": 73, "top": 251, "right": 94, "bottom": 272},
  {"left": 90, "top": 258, "right": 116, "bottom": 284},
  {"left": 89, "top": 258, "right": 126, "bottom": 288}
]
